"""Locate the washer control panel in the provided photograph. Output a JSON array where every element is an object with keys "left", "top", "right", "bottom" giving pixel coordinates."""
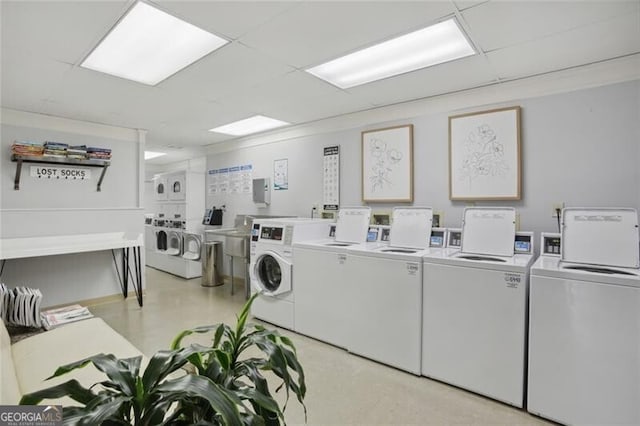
[
  {"left": 448, "top": 228, "right": 462, "bottom": 248},
  {"left": 430, "top": 228, "right": 447, "bottom": 248},
  {"left": 541, "top": 232, "right": 561, "bottom": 256},
  {"left": 514, "top": 232, "right": 534, "bottom": 254}
]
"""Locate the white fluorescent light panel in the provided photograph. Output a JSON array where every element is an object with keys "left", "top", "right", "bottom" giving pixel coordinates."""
[
  {"left": 306, "top": 19, "right": 475, "bottom": 89},
  {"left": 81, "top": 2, "right": 228, "bottom": 85},
  {"left": 144, "top": 151, "right": 166, "bottom": 160},
  {"left": 209, "top": 115, "right": 290, "bottom": 136}
]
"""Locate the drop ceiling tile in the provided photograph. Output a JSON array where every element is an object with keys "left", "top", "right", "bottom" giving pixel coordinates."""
[
  {"left": 43, "top": 67, "right": 163, "bottom": 127},
  {"left": 156, "top": 1, "right": 299, "bottom": 39},
  {"left": 347, "top": 55, "right": 497, "bottom": 106},
  {"left": 463, "top": 0, "right": 639, "bottom": 52},
  {"left": 486, "top": 13, "right": 640, "bottom": 80},
  {"left": 239, "top": 1, "right": 457, "bottom": 68},
  {"left": 454, "top": 1, "right": 490, "bottom": 12},
  {"left": 1, "top": 51, "right": 72, "bottom": 113},
  {"left": 1, "top": 1, "right": 129, "bottom": 64},
  {"left": 158, "top": 42, "right": 295, "bottom": 102},
  {"left": 215, "top": 70, "right": 353, "bottom": 121},
  {"left": 263, "top": 90, "right": 375, "bottom": 124}
]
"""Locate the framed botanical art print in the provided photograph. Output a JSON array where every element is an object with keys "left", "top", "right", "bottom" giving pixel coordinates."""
[
  {"left": 449, "top": 106, "right": 521, "bottom": 200},
  {"left": 362, "top": 124, "right": 413, "bottom": 203}
]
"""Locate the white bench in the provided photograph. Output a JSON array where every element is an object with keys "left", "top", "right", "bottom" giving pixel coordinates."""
[{"left": 1, "top": 318, "right": 145, "bottom": 405}]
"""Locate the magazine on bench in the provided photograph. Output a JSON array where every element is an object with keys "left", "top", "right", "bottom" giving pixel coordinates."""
[{"left": 40, "top": 304, "right": 94, "bottom": 330}]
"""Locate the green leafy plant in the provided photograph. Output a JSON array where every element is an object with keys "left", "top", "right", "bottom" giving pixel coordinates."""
[
  {"left": 170, "top": 292, "right": 307, "bottom": 425},
  {"left": 20, "top": 293, "right": 306, "bottom": 425}
]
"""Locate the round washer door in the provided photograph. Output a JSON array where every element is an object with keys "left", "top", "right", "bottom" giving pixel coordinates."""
[{"left": 252, "top": 252, "right": 292, "bottom": 295}]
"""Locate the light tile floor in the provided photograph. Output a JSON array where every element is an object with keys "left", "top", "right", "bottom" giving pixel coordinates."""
[{"left": 89, "top": 267, "right": 552, "bottom": 425}]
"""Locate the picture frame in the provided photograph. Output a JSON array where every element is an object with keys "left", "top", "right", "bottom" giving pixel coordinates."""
[
  {"left": 273, "top": 158, "right": 288, "bottom": 190},
  {"left": 361, "top": 124, "right": 413, "bottom": 203},
  {"left": 449, "top": 106, "right": 521, "bottom": 201}
]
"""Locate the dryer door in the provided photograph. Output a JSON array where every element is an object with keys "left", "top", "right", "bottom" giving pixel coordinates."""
[
  {"left": 182, "top": 233, "right": 201, "bottom": 260},
  {"left": 168, "top": 173, "right": 186, "bottom": 201},
  {"left": 252, "top": 252, "right": 292, "bottom": 295},
  {"left": 155, "top": 178, "right": 168, "bottom": 201},
  {"left": 166, "top": 231, "right": 182, "bottom": 256}
]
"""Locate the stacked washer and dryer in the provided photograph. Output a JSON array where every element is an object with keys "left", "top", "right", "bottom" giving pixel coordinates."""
[
  {"left": 146, "top": 170, "right": 205, "bottom": 278},
  {"left": 527, "top": 208, "right": 640, "bottom": 425}
]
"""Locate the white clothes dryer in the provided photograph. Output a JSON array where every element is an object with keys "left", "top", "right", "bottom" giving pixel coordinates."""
[
  {"left": 528, "top": 208, "right": 640, "bottom": 425},
  {"left": 292, "top": 207, "right": 372, "bottom": 347},
  {"left": 249, "top": 218, "right": 330, "bottom": 330},
  {"left": 168, "top": 171, "right": 186, "bottom": 201},
  {"left": 343, "top": 208, "right": 435, "bottom": 374},
  {"left": 422, "top": 207, "right": 535, "bottom": 408},
  {"left": 154, "top": 176, "right": 168, "bottom": 201}
]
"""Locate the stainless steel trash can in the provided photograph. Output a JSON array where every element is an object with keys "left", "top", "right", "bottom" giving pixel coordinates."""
[{"left": 202, "top": 241, "right": 224, "bottom": 287}]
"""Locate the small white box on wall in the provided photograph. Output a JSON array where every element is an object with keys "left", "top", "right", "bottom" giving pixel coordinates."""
[{"left": 253, "top": 177, "right": 270, "bottom": 207}]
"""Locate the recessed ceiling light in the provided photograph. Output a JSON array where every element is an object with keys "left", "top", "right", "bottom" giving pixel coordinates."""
[
  {"left": 209, "top": 115, "right": 290, "bottom": 136},
  {"left": 81, "top": 1, "right": 228, "bottom": 85},
  {"left": 306, "top": 19, "right": 475, "bottom": 89},
  {"left": 145, "top": 151, "right": 167, "bottom": 160}
]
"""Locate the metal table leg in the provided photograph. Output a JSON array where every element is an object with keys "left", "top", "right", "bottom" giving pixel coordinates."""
[
  {"left": 229, "top": 255, "right": 235, "bottom": 295},
  {"left": 112, "top": 247, "right": 143, "bottom": 307}
]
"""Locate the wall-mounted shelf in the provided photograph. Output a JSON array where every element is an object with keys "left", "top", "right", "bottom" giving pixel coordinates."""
[{"left": 10, "top": 154, "right": 111, "bottom": 191}]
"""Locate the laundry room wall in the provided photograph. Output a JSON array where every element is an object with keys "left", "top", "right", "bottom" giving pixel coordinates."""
[
  {"left": 0, "top": 108, "right": 145, "bottom": 307},
  {"left": 206, "top": 79, "right": 640, "bottom": 248}
]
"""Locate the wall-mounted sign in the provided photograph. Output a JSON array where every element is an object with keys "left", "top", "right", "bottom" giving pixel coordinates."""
[
  {"left": 323, "top": 145, "right": 339, "bottom": 210},
  {"left": 274, "top": 158, "right": 288, "bottom": 190},
  {"left": 208, "top": 164, "right": 252, "bottom": 195},
  {"left": 30, "top": 165, "right": 91, "bottom": 180}
]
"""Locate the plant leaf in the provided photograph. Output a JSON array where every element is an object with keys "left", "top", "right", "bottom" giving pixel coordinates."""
[
  {"left": 20, "top": 379, "right": 96, "bottom": 405},
  {"left": 235, "top": 293, "right": 259, "bottom": 338},
  {"left": 156, "top": 374, "right": 243, "bottom": 426},
  {"left": 170, "top": 324, "right": 224, "bottom": 350},
  {"left": 75, "top": 395, "right": 132, "bottom": 425},
  {"left": 236, "top": 388, "right": 282, "bottom": 418},
  {"left": 142, "top": 345, "right": 212, "bottom": 391}
]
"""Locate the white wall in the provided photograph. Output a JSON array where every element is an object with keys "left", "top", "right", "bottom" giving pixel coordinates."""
[
  {"left": 0, "top": 109, "right": 145, "bottom": 307},
  {"left": 206, "top": 80, "right": 640, "bottom": 240}
]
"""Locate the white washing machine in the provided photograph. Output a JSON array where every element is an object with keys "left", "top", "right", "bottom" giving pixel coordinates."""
[
  {"left": 182, "top": 232, "right": 202, "bottom": 261},
  {"left": 292, "top": 207, "right": 372, "bottom": 347},
  {"left": 422, "top": 207, "right": 535, "bottom": 408},
  {"left": 528, "top": 208, "right": 640, "bottom": 425},
  {"left": 249, "top": 218, "right": 330, "bottom": 330},
  {"left": 344, "top": 207, "right": 434, "bottom": 374}
]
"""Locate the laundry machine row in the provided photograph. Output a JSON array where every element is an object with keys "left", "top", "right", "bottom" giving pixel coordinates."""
[
  {"left": 145, "top": 214, "right": 202, "bottom": 278},
  {"left": 248, "top": 205, "right": 639, "bottom": 424}
]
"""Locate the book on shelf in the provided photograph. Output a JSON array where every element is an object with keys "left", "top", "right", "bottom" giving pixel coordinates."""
[{"left": 40, "top": 304, "right": 93, "bottom": 330}]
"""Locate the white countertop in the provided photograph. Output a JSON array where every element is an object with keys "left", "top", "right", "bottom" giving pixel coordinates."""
[{"left": 0, "top": 232, "right": 144, "bottom": 260}]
